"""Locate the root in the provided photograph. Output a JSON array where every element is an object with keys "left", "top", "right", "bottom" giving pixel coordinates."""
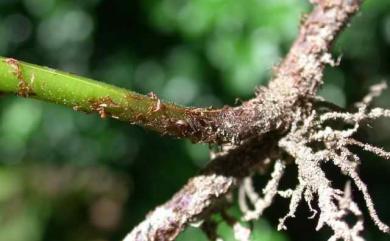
[
  {"left": 276, "top": 82, "right": 390, "bottom": 240},
  {"left": 238, "top": 82, "right": 390, "bottom": 241},
  {"left": 239, "top": 160, "right": 285, "bottom": 221}
]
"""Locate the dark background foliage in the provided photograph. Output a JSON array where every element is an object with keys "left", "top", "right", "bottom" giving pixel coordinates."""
[{"left": 0, "top": 0, "right": 390, "bottom": 241}]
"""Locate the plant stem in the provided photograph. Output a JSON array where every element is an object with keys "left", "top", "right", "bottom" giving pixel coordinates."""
[
  {"left": 0, "top": 57, "right": 220, "bottom": 142},
  {"left": 123, "top": 0, "right": 363, "bottom": 240}
]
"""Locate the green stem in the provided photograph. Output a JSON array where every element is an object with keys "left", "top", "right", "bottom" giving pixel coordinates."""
[{"left": 0, "top": 57, "right": 222, "bottom": 142}]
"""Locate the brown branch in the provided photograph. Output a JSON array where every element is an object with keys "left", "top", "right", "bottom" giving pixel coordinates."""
[
  {"left": 123, "top": 0, "right": 363, "bottom": 240},
  {"left": 216, "top": 0, "right": 361, "bottom": 143},
  {"left": 123, "top": 134, "right": 279, "bottom": 241}
]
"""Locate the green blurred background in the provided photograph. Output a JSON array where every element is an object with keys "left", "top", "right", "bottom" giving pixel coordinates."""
[{"left": 0, "top": 0, "right": 390, "bottom": 241}]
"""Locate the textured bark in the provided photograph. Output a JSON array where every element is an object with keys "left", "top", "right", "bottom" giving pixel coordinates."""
[
  {"left": 123, "top": 0, "right": 363, "bottom": 240},
  {"left": 124, "top": 134, "right": 279, "bottom": 241},
  {"left": 216, "top": 0, "right": 361, "bottom": 143}
]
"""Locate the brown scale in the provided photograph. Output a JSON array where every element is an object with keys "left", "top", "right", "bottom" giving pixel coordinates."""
[{"left": 5, "top": 58, "right": 34, "bottom": 97}]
